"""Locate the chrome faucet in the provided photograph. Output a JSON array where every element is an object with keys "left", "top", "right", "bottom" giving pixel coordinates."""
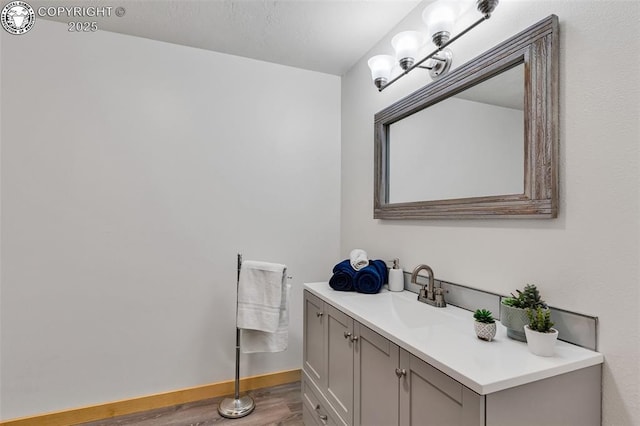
[{"left": 411, "top": 264, "right": 446, "bottom": 308}]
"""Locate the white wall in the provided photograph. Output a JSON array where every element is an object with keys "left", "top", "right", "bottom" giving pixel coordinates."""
[
  {"left": 341, "top": 1, "right": 639, "bottom": 425},
  {"left": 0, "top": 19, "right": 340, "bottom": 419}
]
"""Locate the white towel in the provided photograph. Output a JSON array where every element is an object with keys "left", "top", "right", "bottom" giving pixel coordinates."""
[
  {"left": 350, "top": 249, "right": 369, "bottom": 271},
  {"left": 237, "top": 260, "right": 287, "bottom": 333},
  {"left": 241, "top": 284, "right": 291, "bottom": 353}
]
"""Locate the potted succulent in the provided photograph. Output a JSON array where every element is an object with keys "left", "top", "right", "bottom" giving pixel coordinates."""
[
  {"left": 524, "top": 306, "right": 558, "bottom": 356},
  {"left": 473, "top": 309, "right": 496, "bottom": 342},
  {"left": 500, "top": 284, "right": 547, "bottom": 342}
]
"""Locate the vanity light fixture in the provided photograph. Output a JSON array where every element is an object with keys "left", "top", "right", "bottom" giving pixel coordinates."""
[{"left": 367, "top": 0, "right": 499, "bottom": 91}]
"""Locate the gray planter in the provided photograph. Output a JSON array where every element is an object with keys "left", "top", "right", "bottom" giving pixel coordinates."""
[{"left": 500, "top": 303, "right": 530, "bottom": 342}]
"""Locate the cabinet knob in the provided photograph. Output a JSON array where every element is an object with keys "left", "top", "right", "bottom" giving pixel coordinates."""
[
  {"left": 316, "top": 311, "right": 323, "bottom": 318},
  {"left": 315, "top": 404, "right": 321, "bottom": 410},
  {"left": 350, "top": 335, "right": 359, "bottom": 342},
  {"left": 319, "top": 414, "right": 328, "bottom": 421},
  {"left": 395, "top": 368, "right": 407, "bottom": 378},
  {"left": 344, "top": 331, "right": 352, "bottom": 339}
]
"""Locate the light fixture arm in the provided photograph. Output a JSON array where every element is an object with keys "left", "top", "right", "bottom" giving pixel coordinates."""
[
  {"left": 378, "top": 13, "right": 491, "bottom": 92},
  {"left": 417, "top": 55, "right": 448, "bottom": 70}
]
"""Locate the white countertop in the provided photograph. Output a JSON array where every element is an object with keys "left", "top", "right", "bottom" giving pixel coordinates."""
[{"left": 304, "top": 282, "right": 603, "bottom": 395}]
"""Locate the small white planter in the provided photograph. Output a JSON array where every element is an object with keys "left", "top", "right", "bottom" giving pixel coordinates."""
[
  {"left": 524, "top": 325, "right": 558, "bottom": 356},
  {"left": 474, "top": 321, "right": 497, "bottom": 342}
]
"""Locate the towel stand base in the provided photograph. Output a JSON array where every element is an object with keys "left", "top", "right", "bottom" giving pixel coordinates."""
[{"left": 217, "top": 395, "right": 255, "bottom": 419}]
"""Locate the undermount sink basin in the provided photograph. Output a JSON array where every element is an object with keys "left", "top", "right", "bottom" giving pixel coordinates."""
[{"left": 390, "top": 293, "right": 451, "bottom": 328}]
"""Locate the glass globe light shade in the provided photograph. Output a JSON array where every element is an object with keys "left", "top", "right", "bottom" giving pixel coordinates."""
[
  {"left": 391, "top": 31, "right": 427, "bottom": 70},
  {"left": 422, "top": 0, "right": 467, "bottom": 45},
  {"left": 367, "top": 55, "right": 396, "bottom": 88}
]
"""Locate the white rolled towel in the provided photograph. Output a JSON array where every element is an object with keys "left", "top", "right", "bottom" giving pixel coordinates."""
[{"left": 350, "top": 249, "right": 369, "bottom": 271}]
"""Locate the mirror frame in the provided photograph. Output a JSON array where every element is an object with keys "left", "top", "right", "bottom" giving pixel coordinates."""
[{"left": 374, "top": 15, "right": 558, "bottom": 219}]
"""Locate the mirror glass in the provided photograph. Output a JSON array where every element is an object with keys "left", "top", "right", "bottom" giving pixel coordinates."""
[
  {"left": 388, "top": 64, "right": 524, "bottom": 203},
  {"left": 374, "top": 15, "right": 558, "bottom": 219}
]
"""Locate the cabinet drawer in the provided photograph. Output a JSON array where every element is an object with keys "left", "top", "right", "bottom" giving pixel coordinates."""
[
  {"left": 303, "top": 403, "right": 322, "bottom": 426},
  {"left": 303, "top": 372, "right": 346, "bottom": 426}
]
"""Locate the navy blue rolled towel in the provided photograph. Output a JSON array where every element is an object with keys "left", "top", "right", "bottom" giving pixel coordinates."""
[
  {"left": 353, "top": 259, "right": 389, "bottom": 294},
  {"left": 329, "top": 259, "right": 357, "bottom": 291}
]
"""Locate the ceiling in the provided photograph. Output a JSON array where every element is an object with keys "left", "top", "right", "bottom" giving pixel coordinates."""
[{"left": 33, "top": 0, "right": 422, "bottom": 75}]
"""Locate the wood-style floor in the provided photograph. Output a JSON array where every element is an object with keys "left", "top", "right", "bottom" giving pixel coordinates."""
[{"left": 80, "top": 381, "right": 303, "bottom": 426}]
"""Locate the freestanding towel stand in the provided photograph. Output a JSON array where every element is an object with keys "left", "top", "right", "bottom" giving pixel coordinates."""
[{"left": 217, "top": 253, "right": 255, "bottom": 419}]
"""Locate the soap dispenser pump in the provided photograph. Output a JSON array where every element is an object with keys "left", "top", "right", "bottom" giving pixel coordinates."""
[{"left": 388, "top": 258, "right": 404, "bottom": 292}]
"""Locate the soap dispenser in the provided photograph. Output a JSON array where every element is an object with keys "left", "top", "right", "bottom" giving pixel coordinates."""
[{"left": 388, "top": 258, "right": 404, "bottom": 292}]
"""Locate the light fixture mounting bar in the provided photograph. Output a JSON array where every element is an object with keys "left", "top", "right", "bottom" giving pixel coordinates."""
[{"left": 379, "top": 14, "right": 489, "bottom": 92}]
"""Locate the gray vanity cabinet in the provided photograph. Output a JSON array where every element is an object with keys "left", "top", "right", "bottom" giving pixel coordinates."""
[
  {"left": 303, "top": 291, "right": 352, "bottom": 426},
  {"left": 304, "top": 286, "right": 603, "bottom": 426},
  {"left": 304, "top": 291, "right": 393, "bottom": 426},
  {"left": 303, "top": 290, "right": 480, "bottom": 426}
]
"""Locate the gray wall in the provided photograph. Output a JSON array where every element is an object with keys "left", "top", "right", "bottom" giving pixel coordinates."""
[
  {"left": 340, "top": 1, "right": 639, "bottom": 425},
  {"left": 0, "top": 19, "right": 341, "bottom": 419}
]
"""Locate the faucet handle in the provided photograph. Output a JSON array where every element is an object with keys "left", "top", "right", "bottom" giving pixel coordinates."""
[{"left": 434, "top": 287, "right": 446, "bottom": 307}]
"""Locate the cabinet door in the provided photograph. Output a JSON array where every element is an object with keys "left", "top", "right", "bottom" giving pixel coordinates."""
[
  {"left": 399, "top": 350, "right": 483, "bottom": 426},
  {"left": 325, "top": 303, "right": 354, "bottom": 425},
  {"left": 353, "top": 322, "right": 400, "bottom": 426},
  {"left": 304, "top": 291, "right": 326, "bottom": 388}
]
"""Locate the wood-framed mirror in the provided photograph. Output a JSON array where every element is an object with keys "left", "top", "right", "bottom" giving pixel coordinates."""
[{"left": 374, "top": 15, "right": 558, "bottom": 219}]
